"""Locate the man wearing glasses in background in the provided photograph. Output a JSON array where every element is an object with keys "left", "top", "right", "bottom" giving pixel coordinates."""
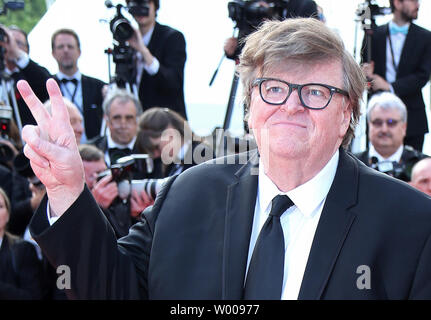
[
  {"left": 355, "top": 91, "right": 428, "bottom": 182},
  {"left": 362, "top": 0, "right": 431, "bottom": 152},
  {"left": 17, "top": 18, "right": 431, "bottom": 300}
]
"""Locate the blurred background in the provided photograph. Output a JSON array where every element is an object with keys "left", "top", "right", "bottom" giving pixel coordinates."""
[{"left": 0, "top": 0, "right": 430, "bottom": 154}]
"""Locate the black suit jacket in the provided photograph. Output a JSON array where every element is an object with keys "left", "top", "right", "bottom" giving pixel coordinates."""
[
  {"left": 0, "top": 233, "right": 43, "bottom": 299},
  {"left": 138, "top": 22, "right": 187, "bottom": 119},
  {"left": 362, "top": 23, "right": 431, "bottom": 137},
  {"left": 29, "top": 149, "right": 431, "bottom": 299},
  {"left": 55, "top": 74, "right": 106, "bottom": 140},
  {"left": 12, "top": 59, "right": 51, "bottom": 126}
]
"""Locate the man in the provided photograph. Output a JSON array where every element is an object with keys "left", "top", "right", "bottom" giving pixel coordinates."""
[
  {"left": 136, "top": 107, "right": 214, "bottom": 178},
  {"left": 354, "top": 91, "right": 427, "bottom": 181},
  {"left": 126, "top": 0, "right": 187, "bottom": 119},
  {"left": 88, "top": 88, "right": 142, "bottom": 167},
  {"left": 51, "top": 28, "right": 106, "bottom": 142},
  {"left": 0, "top": 25, "right": 51, "bottom": 127},
  {"left": 361, "top": 0, "right": 431, "bottom": 151},
  {"left": 79, "top": 144, "right": 149, "bottom": 238},
  {"left": 410, "top": 157, "right": 431, "bottom": 196},
  {"left": 18, "top": 18, "right": 431, "bottom": 299},
  {"left": 44, "top": 98, "right": 84, "bottom": 145}
]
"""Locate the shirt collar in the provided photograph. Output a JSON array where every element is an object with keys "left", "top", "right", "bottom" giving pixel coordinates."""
[
  {"left": 57, "top": 71, "right": 82, "bottom": 82},
  {"left": 106, "top": 130, "right": 136, "bottom": 150},
  {"left": 142, "top": 24, "right": 155, "bottom": 46},
  {"left": 258, "top": 150, "right": 339, "bottom": 218},
  {"left": 369, "top": 144, "right": 403, "bottom": 163}
]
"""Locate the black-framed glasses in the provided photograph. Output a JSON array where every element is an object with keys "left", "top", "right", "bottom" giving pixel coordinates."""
[
  {"left": 370, "top": 118, "right": 401, "bottom": 128},
  {"left": 252, "top": 77, "right": 349, "bottom": 110}
]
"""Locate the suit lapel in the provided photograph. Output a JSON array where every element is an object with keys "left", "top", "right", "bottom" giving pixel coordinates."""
[
  {"left": 397, "top": 24, "right": 417, "bottom": 77},
  {"left": 222, "top": 152, "right": 259, "bottom": 299},
  {"left": 298, "top": 149, "right": 358, "bottom": 299}
]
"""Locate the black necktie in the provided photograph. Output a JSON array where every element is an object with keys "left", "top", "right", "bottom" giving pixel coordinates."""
[{"left": 244, "top": 194, "right": 294, "bottom": 300}]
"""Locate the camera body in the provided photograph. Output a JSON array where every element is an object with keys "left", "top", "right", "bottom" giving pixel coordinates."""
[
  {"left": 97, "top": 154, "right": 159, "bottom": 200},
  {"left": 228, "top": 0, "right": 286, "bottom": 36},
  {"left": 370, "top": 157, "right": 409, "bottom": 182}
]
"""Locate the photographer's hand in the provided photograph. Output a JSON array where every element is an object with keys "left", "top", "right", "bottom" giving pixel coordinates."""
[
  {"left": 130, "top": 189, "right": 153, "bottom": 218},
  {"left": 91, "top": 174, "right": 118, "bottom": 209},
  {"left": 18, "top": 79, "right": 85, "bottom": 218},
  {"left": 128, "top": 28, "right": 154, "bottom": 67}
]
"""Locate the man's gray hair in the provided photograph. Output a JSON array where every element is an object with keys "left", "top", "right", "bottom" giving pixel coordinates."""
[
  {"left": 366, "top": 91, "right": 407, "bottom": 123},
  {"left": 102, "top": 88, "right": 143, "bottom": 117}
]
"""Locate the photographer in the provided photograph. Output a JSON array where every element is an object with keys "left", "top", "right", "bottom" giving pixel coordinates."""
[
  {"left": 136, "top": 107, "right": 214, "bottom": 178},
  {"left": 224, "top": 0, "right": 319, "bottom": 61},
  {"left": 354, "top": 91, "right": 428, "bottom": 182},
  {"left": 51, "top": 28, "right": 107, "bottom": 143},
  {"left": 79, "top": 144, "right": 151, "bottom": 238},
  {"left": 0, "top": 25, "right": 51, "bottom": 127},
  {"left": 124, "top": 0, "right": 187, "bottom": 119}
]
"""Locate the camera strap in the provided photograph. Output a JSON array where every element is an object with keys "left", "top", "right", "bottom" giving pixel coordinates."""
[{"left": 61, "top": 79, "right": 80, "bottom": 111}]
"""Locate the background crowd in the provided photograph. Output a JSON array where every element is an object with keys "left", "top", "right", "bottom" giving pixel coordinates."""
[{"left": 0, "top": 0, "right": 430, "bottom": 299}]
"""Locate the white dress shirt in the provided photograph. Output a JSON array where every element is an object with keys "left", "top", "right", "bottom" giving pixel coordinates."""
[
  {"left": 386, "top": 21, "right": 409, "bottom": 85},
  {"left": 104, "top": 130, "right": 137, "bottom": 166},
  {"left": 57, "top": 71, "right": 88, "bottom": 143},
  {"left": 369, "top": 144, "right": 404, "bottom": 163},
  {"left": 246, "top": 150, "right": 339, "bottom": 300},
  {"left": 135, "top": 25, "right": 160, "bottom": 86}
]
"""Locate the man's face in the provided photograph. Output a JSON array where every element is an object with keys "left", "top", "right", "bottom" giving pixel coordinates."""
[
  {"left": 52, "top": 33, "right": 81, "bottom": 71},
  {"left": 368, "top": 106, "right": 406, "bottom": 156},
  {"left": 130, "top": 1, "right": 156, "bottom": 29},
  {"left": 83, "top": 159, "right": 107, "bottom": 189},
  {"left": 106, "top": 98, "right": 138, "bottom": 145},
  {"left": 68, "top": 106, "right": 84, "bottom": 144},
  {"left": 397, "top": 0, "right": 420, "bottom": 21},
  {"left": 10, "top": 29, "right": 28, "bottom": 53},
  {"left": 247, "top": 59, "right": 351, "bottom": 169},
  {"left": 411, "top": 159, "right": 431, "bottom": 196}
]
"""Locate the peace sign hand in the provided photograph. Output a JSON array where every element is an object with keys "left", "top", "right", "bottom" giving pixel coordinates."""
[{"left": 18, "top": 78, "right": 85, "bottom": 217}]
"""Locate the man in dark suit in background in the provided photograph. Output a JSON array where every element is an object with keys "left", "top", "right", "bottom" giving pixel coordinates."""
[
  {"left": 51, "top": 28, "right": 106, "bottom": 143},
  {"left": 126, "top": 0, "right": 187, "bottom": 119},
  {"left": 361, "top": 0, "right": 431, "bottom": 151},
  {"left": 0, "top": 25, "right": 51, "bottom": 127},
  {"left": 18, "top": 18, "right": 431, "bottom": 300},
  {"left": 88, "top": 88, "right": 142, "bottom": 167},
  {"left": 354, "top": 91, "right": 428, "bottom": 182}
]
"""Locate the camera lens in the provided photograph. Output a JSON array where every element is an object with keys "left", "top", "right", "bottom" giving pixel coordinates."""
[{"left": 111, "top": 18, "right": 134, "bottom": 42}]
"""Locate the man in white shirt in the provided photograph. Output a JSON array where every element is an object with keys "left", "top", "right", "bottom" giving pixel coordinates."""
[
  {"left": 354, "top": 91, "right": 428, "bottom": 181},
  {"left": 51, "top": 28, "right": 107, "bottom": 143},
  {"left": 87, "top": 88, "right": 142, "bottom": 167},
  {"left": 362, "top": 0, "right": 431, "bottom": 151},
  {"left": 16, "top": 17, "right": 431, "bottom": 301}
]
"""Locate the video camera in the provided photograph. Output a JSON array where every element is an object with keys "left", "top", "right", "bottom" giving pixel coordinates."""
[
  {"left": 228, "top": 0, "right": 287, "bottom": 37},
  {"left": 370, "top": 157, "right": 409, "bottom": 182},
  {"left": 356, "top": 0, "right": 391, "bottom": 30},
  {"left": 97, "top": 154, "right": 165, "bottom": 201},
  {"left": 105, "top": 0, "right": 150, "bottom": 88}
]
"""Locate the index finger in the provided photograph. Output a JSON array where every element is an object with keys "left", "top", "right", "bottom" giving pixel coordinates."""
[
  {"left": 17, "top": 80, "right": 51, "bottom": 132},
  {"left": 45, "top": 78, "right": 70, "bottom": 125}
]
